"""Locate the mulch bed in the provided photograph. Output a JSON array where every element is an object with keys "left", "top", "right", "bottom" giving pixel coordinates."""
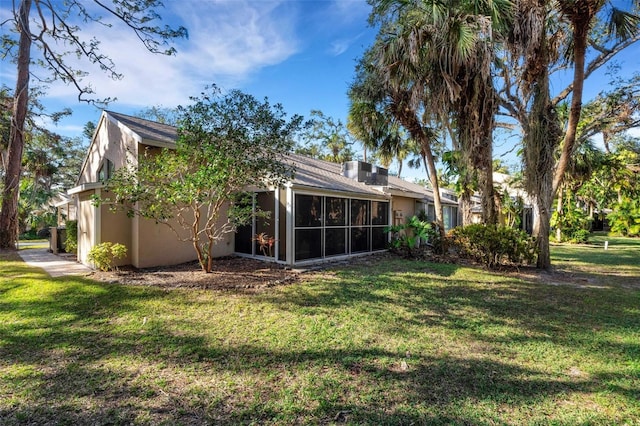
[{"left": 89, "top": 256, "right": 300, "bottom": 291}]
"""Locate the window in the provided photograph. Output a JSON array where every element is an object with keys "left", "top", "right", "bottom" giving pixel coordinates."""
[
  {"left": 443, "top": 205, "right": 458, "bottom": 230},
  {"left": 98, "top": 158, "right": 114, "bottom": 181},
  {"left": 295, "top": 195, "right": 322, "bottom": 227},
  {"left": 325, "top": 197, "right": 346, "bottom": 226},
  {"left": 234, "top": 191, "right": 277, "bottom": 257},
  {"left": 291, "top": 195, "right": 389, "bottom": 263},
  {"left": 325, "top": 197, "right": 347, "bottom": 257},
  {"left": 351, "top": 199, "right": 369, "bottom": 226}
]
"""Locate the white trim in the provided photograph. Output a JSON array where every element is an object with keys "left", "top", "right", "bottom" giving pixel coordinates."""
[
  {"left": 286, "top": 185, "right": 293, "bottom": 265},
  {"left": 68, "top": 182, "right": 104, "bottom": 195},
  {"left": 75, "top": 111, "right": 108, "bottom": 186},
  {"left": 291, "top": 184, "right": 389, "bottom": 201},
  {"left": 95, "top": 188, "right": 101, "bottom": 246}
]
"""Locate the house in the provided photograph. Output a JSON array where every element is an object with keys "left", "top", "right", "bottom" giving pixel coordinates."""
[{"left": 66, "top": 111, "right": 458, "bottom": 268}]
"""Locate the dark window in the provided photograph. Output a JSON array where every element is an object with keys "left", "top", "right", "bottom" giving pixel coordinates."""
[
  {"left": 325, "top": 197, "right": 346, "bottom": 226},
  {"left": 235, "top": 224, "right": 253, "bottom": 254},
  {"left": 351, "top": 227, "right": 370, "bottom": 253},
  {"left": 295, "top": 195, "right": 322, "bottom": 227},
  {"left": 98, "top": 158, "right": 114, "bottom": 181},
  {"left": 255, "top": 192, "right": 275, "bottom": 257},
  {"left": 351, "top": 199, "right": 369, "bottom": 226},
  {"left": 371, "top": 201, "right": 389, "bottom": 225},
  {"left": 372, "top": 227, "right": 387, "bottom": 251},
  {"left": 295, "top": 229, "right": 322, "bottom": 261},
  {"left": 427, "top": 204, "right": 435, "bottom": 222},
  {"left": 278, "top": 188, "right": 287, "bottom": 261},
  {"left": 325, "top": 228, "right": 346, "bottom": 256}
]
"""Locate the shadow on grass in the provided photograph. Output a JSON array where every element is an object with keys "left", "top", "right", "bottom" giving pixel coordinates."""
[{"left": 1, "top": 255, "right": 639, "bottom": 424}]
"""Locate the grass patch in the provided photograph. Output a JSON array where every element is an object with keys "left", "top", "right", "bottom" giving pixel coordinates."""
[
  {"left": 1, "top": 246, "right": 639, "bottom": 425},
  {"left": 551, "top": 233, "right": 640, "bottom": 287}
]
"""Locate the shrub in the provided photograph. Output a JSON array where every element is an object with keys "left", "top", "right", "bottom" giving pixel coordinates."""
[
  {"left": 551, "top": 201, "right": 591, "bottom": 243},
  {"left": 37, "top": 228, "right": 51, "bottom": 238},
  {"left": 64, "top": 220, "right": 78, "bottom": 254},
  {"left": 608, "top": 197, "right": 640, "bottom": 237},
  {"left": 450, "top": 224, "right": 537, "bottom": 268},
  {"left": 19, "top": 229, "right": 39, "bottom": 240},
  {"left": 88, "top": 242, "right": 127, "bottom": 271},
  {"left": 569, "top": 228, "right": 590, "bottom": 244},
  {"left": 385, "top": 216, "right": 431, "bottom": 257}
]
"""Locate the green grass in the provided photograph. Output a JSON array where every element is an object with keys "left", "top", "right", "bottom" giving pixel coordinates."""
[
  {"left": 1, "top": 242, "right": 639, "bottom": 425},
  {"left": 551, "top": 233, "right": 640, "bottom": 286}
]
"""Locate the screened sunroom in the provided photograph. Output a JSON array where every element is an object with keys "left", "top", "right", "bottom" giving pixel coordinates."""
[{"left": 234, "top": 188, "right": 391, "bottom": 265}]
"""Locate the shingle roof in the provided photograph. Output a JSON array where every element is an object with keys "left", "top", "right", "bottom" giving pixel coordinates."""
[
  {"left": 105, "top": 111, "right": 452, "bottom": 202},
  {"left": 106, "top": 111, "right": 177, "bottom": 146},
  {"left": 286, "top": 153, "right": 385, "bottom": 197}
]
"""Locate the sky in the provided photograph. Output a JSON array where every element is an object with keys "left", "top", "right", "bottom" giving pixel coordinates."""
[{"left": 1, "top": 0, "right": 639, "bottom": 182}]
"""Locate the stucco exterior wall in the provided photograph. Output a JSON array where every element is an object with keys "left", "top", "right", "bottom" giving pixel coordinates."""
[
  {"left": 78, "top": 115, "right": 137, "bottom": 185},
  {"left": 100, "top": 207, "right": 132, "bottom": 266},
  {"left": 391, "top": 196, "right": 417, "bottom": 225},
  {"left": 130, "top": 203, "right": 235, "bottom": 269}
]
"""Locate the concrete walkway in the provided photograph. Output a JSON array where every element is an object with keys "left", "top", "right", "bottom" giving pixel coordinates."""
[{"left": 17, "top": 248, "right": 93, "bottom": 278}]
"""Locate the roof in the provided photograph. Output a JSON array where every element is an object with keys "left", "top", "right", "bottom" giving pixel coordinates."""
[
  {"left": 286, "top": 153, "right": 385, "bottom": 197},
  {"left": 105, "top": 111, "right": 177, "bottom": 147},
  {"left": 98, "top": 111, "right": 452, "bottom": 202}
]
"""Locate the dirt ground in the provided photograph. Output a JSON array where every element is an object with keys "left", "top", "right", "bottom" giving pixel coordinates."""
[
  {"left": 86, "top": 251, "right": 630, "bottom": 293},
  {"left": 89, "top": 256, "right": 302, "bottom": 292}
]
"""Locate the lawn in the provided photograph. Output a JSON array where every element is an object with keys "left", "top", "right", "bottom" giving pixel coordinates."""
[{"left": 1, "top": 240, "right": 639, "bottom": 425}]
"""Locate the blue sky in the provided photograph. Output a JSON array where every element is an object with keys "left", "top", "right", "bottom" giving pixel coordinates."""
[
  {"left": 1, "top": 1, "right": 377, "bottom": 145},
  {"left": 1, "top": 0, "right": 639, "bottom": 181}
]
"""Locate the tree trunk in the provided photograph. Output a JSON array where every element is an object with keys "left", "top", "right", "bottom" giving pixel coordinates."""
[
  {"left": 555, "top": 185, "right": 563, "bottom": 242},
  {"left": 421, "top": 145, "right": 446, "bottom": 244},
  {"left": 552, "top": 21, "right": 588, "bottom": 196},
  {"left": 533, "top": 192, "right": 553, "bottom": 269},
  {"left": 460, "top": 192, "right": 473, "bottom": 225},
  {"left": 0, "top": 0, "right": 32, "bottom": 250},
  {"left": 389, "top": 94, "right": 446, "bottom": 246}
]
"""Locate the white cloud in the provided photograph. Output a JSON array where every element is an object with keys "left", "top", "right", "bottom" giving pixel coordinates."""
[
  {"left": 35, "top": 1, "right": 300, "bottom": 108},
  {"left": 328, "top": 32, "right": 367, "bottom": 56}
]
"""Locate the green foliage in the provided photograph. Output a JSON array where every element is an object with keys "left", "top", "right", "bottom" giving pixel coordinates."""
[
  {"left": 608, "top": 197, "right": 640, "bottom": 237},
  {"left": 98, "top": 86, "right": 304, "bottom": 273},
  {"left": 450, "top": 224, "right": 537, "bottom": 268},
  {"left": 296, "top": 110, "right": 355, "bottom": 163},
  {"left": 64, "top": 220, "right": 78, "bottom": 254},
  {"left": 385, "top": 215, "right": 431, "bottom": 257},
  {"left": 87, "top": 242, "right": 127, "bottom": 272},
  {"left": 551, "top": 197, "right": 592, "bottom": 243}
]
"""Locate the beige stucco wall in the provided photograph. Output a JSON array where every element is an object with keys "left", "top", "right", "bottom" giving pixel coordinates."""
[
  {"left": 131, "top": 203, "right": 235, "bottom": 269},
  {"left": 78, "top": 114, "right": 137, "bottom": 185},
  {"left": 391, "top": 196, "right": 417, "bottom": 225},
  {"left": 100, "top": 206, "right": 132, "bottom": 266}
]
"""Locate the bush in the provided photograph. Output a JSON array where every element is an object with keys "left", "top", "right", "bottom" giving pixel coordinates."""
[
  {"left": 19, "top": 229, "right": 39, "bottom": 240},
  {"left": 450, "top": 224, "right": 537, "bottom": 268},
  {"left": 37, "top": 228, "right": 51, "bottom": 238},
  {"left": 608, "top": 197, "right": 640, "bottom": 237},
  {"left": 569, "top": 228, "right": 590, "bottom": 244},
  {"left": 385, "top": 216, "right": 432, "bottom": 258},
  {"left": 551, "top": 201, "right": 591, "bottom": 243},
  {"left": 64, "top": 220, "right": 78, "bottom": 254},
  {"left": 88, "top": 242, "right": 127, "bottom": 271}
]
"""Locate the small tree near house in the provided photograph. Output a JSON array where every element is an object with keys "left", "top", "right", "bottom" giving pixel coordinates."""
[{"left": 96, "top": 87, "right": 304, "bottom": 273}]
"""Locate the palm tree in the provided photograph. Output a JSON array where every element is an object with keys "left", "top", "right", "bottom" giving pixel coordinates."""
[
  {"left": 348, "top": 100, "right": 420, "bottom": 178},
  {"left": 503, "top": 0, "right": 639, "bottom": 268},
  {"left": 368, "top": 0, "right": 513, "bottom": 226},
  {"left": 553, "top": 0, "right": 640, "bottom": 194},
  {"left": 350, "top": 46, "right": 448, "bottom": 243}
]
